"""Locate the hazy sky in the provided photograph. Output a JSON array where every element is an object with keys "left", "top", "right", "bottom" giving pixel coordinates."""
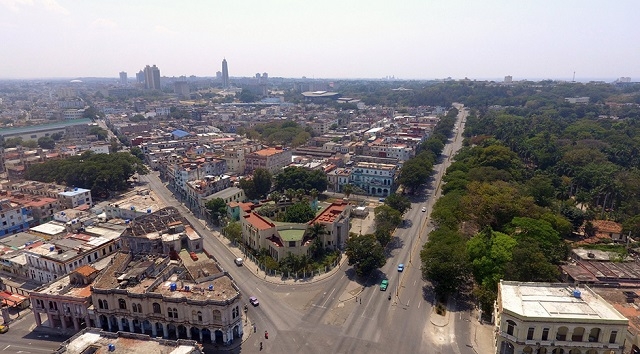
[{"left": 1, "top": 0, "right": 638, "bottom": 81}]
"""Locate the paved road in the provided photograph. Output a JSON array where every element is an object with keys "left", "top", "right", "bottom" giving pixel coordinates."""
[
  {"left": 0, "top": 310, "right": 71, "bottom": 354},
  {"left": 135, "top": 105, "right": 477, "bottom": 353}
]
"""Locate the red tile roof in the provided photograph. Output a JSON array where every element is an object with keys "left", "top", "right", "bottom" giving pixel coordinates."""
[
  {"left": 243, "top": 213, "right": 274, "bottom": 230},
  {"left": 309, "top": 201, "right": 347, "bottom": 225}
]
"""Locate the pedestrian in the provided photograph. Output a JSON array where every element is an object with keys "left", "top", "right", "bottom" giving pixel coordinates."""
[
  {"left": 360, "top": 298, "right": 361, "bottom": 304},
  {"left": 355, "top": 296, "right": 357, "bottom": 302}
]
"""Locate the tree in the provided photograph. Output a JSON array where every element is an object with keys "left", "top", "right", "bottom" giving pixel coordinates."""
[
  {"left": 37, "top": 136, "right": 55, "bottom": 149},
  {"left": 89, "top": 126, "right": 108, "bottom": 141},
  {"left": 398, "top": 158, "right": 431, "bottom": 193},
  {"left": 421, "top": 228, "right": 469, "bottom": 297},
  {"left": 345, "top": 234, "right": 386, "bottom": 277},
  {"left": 130, "top": 147, "right": 145, "bottom": 161},
  {"left": 252, "top": 168, "right": 273, "bottom": 199},
  {"left": 22, "top": 140, "right": 38, "bottom": 148},
  {"left": 308, "top": 223, "right": 327, "bottom": 259},
  {"left": 275, "top": 167, "right": 328, "bottom": 194},
  {"left": 284, "top": 202, "right": 315, "bottom": 223},
  {"left": 205, "top": 198, "right": 227, "bottom": 225},
  {"left": 109, "top": 137, "right": 120, "bottom": 153},
  {"left": 385, "top": 193, "right": 411, "bottom": 214},
  {"left": 374, "top": 205, "right": 403, "bottom": 232},
  {"left": 239, "top": 178, "right": 258, "bottom": 200},
  {"left": 3, "top": 137, "right": 23, "bottom": 148},
  {"left": 343, "top": 184, "right": 354, "bottom": 199},
  {"left": 51, "top": 132, "right": 64, "bottom": 141},
  {"left": 223, "top": 221, "right": 242, "bottom": 244}
]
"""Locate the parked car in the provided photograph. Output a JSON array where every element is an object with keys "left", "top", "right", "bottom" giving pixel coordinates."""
[
  {"left": 234, "top": 258, "right": 243, "bottom": 266},
  {"left": 0, "top": 324, "right": 8, "bottom": 334},
  {"left": 249, "top": 296, "right": 259, "bottom": 306},
  {"left": 397, "top": 264, "right": 405, "bottom": 272},
  {"left": 380, "top": 279, "right": 389, "bottom": 291},
  {"left": 421, "top": 207, "right": 426, "bottom": 212}
]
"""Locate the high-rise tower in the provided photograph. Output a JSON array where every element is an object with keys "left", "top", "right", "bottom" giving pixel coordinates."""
[
  {"left": 119, "top": 71, "right": 127, "bottom": 86},
  {"left": 221, "top": 59, "right": 229, "bottom": 89},
  {"left": 143, "top": 65, "right": 161, "bottom": 90}
]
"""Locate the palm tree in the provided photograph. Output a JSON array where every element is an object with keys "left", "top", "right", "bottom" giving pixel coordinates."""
[
  {"left": 308, "top": 223, "right": 327, "bottom": 259},
  {"left": 285, "top": 188, "right": 296, "bottom": 202},
  {"left": 310, "top": 188, "right": 319, "bottom": 201},
  {"left": 270, "top": 191, "right": 282, "bottom": 204},
  {"left": 296, "top": 188, "right": 306, "bottom": 202}
]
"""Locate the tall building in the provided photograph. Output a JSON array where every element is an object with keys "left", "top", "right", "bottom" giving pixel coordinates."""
[
  {"left": 143, "top": 65, "right": 161, "bottom": 90},
  {"left": 119, "top": 71, "right": 127, "bottom": 86},
  {"left": 136, "top": 70, "right": 145, "bottom": 84},
  {"left": 221, "top": 59, "right": 229, "bottom": 89}
]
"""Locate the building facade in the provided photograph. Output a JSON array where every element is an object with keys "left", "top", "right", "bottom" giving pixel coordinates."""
[
  {"left": 496, "top": 281, "right": 628, "bottom": 354},
  {"left": 244, "top": 147, "right": 292, "bottom": 175},
  {"left": 92, "top": 252, "right": 243, "bottom": 345},
  {"left": 349, "top": 162, "right": 397, "bottom": 197},
  {"left": 58, "top": 187, "right": 93, "bottom": 209}
]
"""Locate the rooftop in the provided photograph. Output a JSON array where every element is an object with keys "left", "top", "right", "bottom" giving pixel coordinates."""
[
  {"left": 57, "top": 328, "right": 202, "bottom": 354},
  {"left": 309, "top": 201, "right": 348, "bottom": 225},
  {"left": 499, "top": 281, "right": 628, "bottom": 324},
  {"left": 250, "top": 147, "right": 287, "bottom": 157}
]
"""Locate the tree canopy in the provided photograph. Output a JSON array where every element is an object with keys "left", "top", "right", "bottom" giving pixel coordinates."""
[
  {"left": 275, "top": 167, "right": 328, "bottom": 194},
  {"left": 345, "top": 234, "right": 386, "bottom": 277},
  {"left": 24, "top": 151, "right": 148, "bottom": 197}
]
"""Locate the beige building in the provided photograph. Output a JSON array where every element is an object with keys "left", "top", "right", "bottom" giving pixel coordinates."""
[
  {"left": 244, "top": 146, "right": 292, "bottom": 174},
  {"left": 92, "top": 251, "right": 243, "bottom": 346},
  {"left": 496, "top": 281, "right": 628, "bottom": 354}
]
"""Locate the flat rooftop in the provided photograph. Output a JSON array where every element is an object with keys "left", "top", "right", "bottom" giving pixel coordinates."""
[
  {"left": 499, "top": 281, "right": 627, "bottom": 323},
  {"left": 58, "top": 328, "right": 201, "bottom": 354}
]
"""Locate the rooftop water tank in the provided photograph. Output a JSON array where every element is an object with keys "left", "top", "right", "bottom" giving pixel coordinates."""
[
  {"left": 184, "top": 285, "right": 190, "bottom": 291},
  {"left": 573, "top": 289, "right": 582, "bottom": 299},
  {"left": 208, "top": 285, "right": 214, "bottom": 291},
  {"left": 108, "top": 344, "right": 115, "bottom": 352},
  {"left": 125, "top": 219, "right": 130, "bottom": 224},
  {"left": 74, "top": 187, "right": 78, "bottom": 191},
  {"left": 170, "top": 283, "right": 177, "bottom": 291},
  {"left": 49, "top": 246, "right": 55, "bottom": 252},
  {"left": 130, "top": 206, "right": 136, "bottom": 210},
  {"left": 147, "top": 208, "right": 152, "bottom": 213}
]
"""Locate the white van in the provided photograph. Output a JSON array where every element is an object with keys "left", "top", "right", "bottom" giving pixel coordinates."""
[{"left": 234, "top": 258, "right": 243, "bottom": 266}]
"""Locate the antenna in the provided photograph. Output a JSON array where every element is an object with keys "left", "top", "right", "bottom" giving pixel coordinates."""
[{"left": 572, "top": 71, "right": 576, "bottom": 82}]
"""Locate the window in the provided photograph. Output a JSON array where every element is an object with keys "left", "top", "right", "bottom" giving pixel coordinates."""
[
  {"left": 232, "top": 306, "right": 239, "bottom": 319},
  {"left": 103, "top": 300, "right": 109, "bottom": 310},
  {"left": 168, "top": 307, "right": 178, "bottom": 318},
  {"left": 118, "top": 298, "right": 127, "bottom": 310},
  {"left": 609, "top": 330, "right": 618, "bottom": 344},
  {"left": 541, "top": 328, "right": 549, "bottom": 341},
  {"left": 506, "top": 320, "right": 516, "bottom": 336},
  {"left": 212, "top": 310, "right": 222, "bottom": 321},
  {"left": 153, "top": 303, "right": 161, "bottom": 314},
  {"left": 288, "top": 241, "right": 295, "bottom": 247},
  {"left": 527, "top": 327, "right": 535, "bottom": 340},
  {"left": 197, "top": 311, "right": 202, "bottom": 322}
]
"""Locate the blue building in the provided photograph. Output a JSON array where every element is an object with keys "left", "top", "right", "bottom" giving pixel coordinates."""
[{"left": 0, "top": 199, "right": 32, "bottom": 237}]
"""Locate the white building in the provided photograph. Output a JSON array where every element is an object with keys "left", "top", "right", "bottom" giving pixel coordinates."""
[
  {"left": 58, "top": 187, "right": 92, "bottom": 209},
  {"left": 496, "top": 281, "right": 628, "bottom": 354}
]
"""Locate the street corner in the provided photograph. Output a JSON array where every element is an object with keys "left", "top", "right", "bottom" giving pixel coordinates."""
[{"left": 338, "top": 282, "right": 365, "bottom": 303}]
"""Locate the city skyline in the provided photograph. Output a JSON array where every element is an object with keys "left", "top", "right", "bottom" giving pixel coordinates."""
[{"left": 0, "top": 1, "right": 638, "bottom": 81}]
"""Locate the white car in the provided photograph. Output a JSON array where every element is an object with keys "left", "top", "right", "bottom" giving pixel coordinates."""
[
  {"left": 234, "top": 258, "right": 243, "bottom": 266},
  {"left": 421, "top": 207, "right": 426, "bottom": 212}
]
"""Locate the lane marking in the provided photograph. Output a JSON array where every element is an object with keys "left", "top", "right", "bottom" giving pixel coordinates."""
[{"left": 321, "top": 288, "right": 336, "bottom": 308}]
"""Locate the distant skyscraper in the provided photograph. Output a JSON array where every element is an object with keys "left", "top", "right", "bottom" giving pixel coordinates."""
[
  {"left": 119, "top": 71, "right": 127, "bottom": 86},
  {"left": 221, "top": 59, "right": 229, "bottom": 89},
  {"left": 143, "top": 65, "right": 161, "bottom": 90},
  {"left": 504, "top": 75, "right": 513, "bottom": 83},
  {"left": 136, "top": 70, "right": 145, "bottom": 84},
  {"left": 216, "top": 71, "right": 222, "bottom": 80}
]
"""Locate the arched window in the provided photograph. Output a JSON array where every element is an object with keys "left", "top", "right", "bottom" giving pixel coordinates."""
[
  {"left": 168, "top": 307, "right": 174, "bottom": 318},
  {"left": 556, "top": 326, "right": 568, "bottom": 341},
  {"left": 118, "top": 298, "right": 127, "bottom": 310},
  {"left": 212, "top": 310, "right": 222, "bottom": 321},
  {"left": 197, "top": 311, "right": 202, "bottom": 322},
  {"left": 98, "top": 299, "right": 104, "bottom": 309},
  {"left": 506, "top": 320, "right": 517, "bottom": 336},
  {"left": 588, "top": 328, "right": 601, "bottom": 342},
  {"left": 136, "top": 304, "right": 142, "bottom": 313},
  {"left": 169, "top": 307, "right": 178, "bottom": 319},
  {"left": 103, "top": 300, "right": 108, "bottom": 310},
  {"left": 572, "top": 327, "right": 585, "bottom": 341},
  {"left": 153, "top": 303, "right": 161, "bottom": 314},
  {"left": 132, "top": 303, "right": 138, "bottom": 313},
  {"left": 499, "top": 340, "right": 514, "bottom": 354},
  {"left": 552, "top": 349, "right": 564, "bottom": 354}
]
